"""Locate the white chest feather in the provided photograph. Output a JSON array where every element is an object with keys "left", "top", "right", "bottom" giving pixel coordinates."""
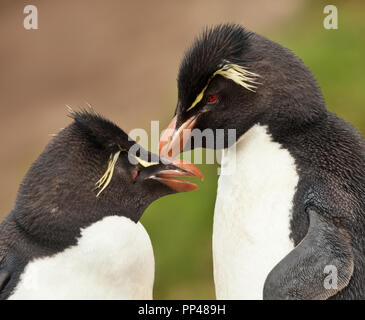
[
  {"left": 213, "top": 124, "right": 298, "bottom": 300},
  {"left": 9, "top": 216, "right": 154, "bottom": 300}
]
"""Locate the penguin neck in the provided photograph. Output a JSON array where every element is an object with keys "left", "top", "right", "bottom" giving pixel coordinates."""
[
  {"left": 12, "top": 202, "right": 146, "bottom": 252},
  {"left": 261, "top": 102, "right": 328, "bottom": 139},
  {"left": 12, "top": 208, "right": 82, "bottom": 252}
]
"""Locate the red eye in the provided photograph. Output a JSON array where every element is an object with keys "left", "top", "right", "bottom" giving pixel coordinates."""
[{"left": 207, "top": 94, "right": 218, "bottom": 103}]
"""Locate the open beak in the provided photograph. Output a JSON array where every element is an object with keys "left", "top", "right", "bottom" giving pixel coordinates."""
[
  {"left": 139, "top": 159, "right": 203, "bottom": 193},
  {"left": 159, "top": 115, "right": 197, "bottom": 159}
]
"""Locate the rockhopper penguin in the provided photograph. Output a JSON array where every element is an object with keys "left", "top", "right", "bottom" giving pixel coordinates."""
[
  {"left": 159, "top": 24, "right": 365, "bottom": 299},
  {"left": 0, "top": 110, "right": 202, "bottom": 299}
]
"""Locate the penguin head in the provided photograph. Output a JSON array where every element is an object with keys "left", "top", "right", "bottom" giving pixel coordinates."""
[
  {"left": 14, "top": 110, "right": 202, "bottom": 244},
  {"left": 159, "top": 24, "right": 326, "bottom": 158}
]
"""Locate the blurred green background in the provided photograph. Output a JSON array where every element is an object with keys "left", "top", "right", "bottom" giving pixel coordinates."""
[{"left": 0, "top": 1, "right": 364, "bottom": 299}]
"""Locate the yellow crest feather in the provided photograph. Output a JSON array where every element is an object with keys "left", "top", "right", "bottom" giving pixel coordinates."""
[
  {"left": 135, "top": 156, "right": 158, "bottom": 168},
  {"left": 186, "top": 64, "right": 259, "bottom": 112},
  {"left": 94, "top": 148, "right": 158, "bottom": 197},
  {"left": 95, "top": 150, "right": 121, "bottom": 197}
]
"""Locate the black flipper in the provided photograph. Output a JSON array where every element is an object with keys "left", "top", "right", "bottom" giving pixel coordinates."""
[
  {"left": 0, "top": 269, "right": 10, "bottom": 294},
  {"left": 263, "top": 208, "right": 354, "bottom": 300}
]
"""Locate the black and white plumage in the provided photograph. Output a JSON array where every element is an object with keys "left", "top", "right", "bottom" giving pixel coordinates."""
[
  {"left": 0, "top": 110, "right": 202, "bottom": 300},
  {"left": 159, "top": 24, "right": 365, "bottom": 299}
]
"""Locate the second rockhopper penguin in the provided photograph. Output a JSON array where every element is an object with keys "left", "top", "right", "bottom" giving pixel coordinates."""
[{"left": 159, "top": 24, "right": 365, "bottom": 300}]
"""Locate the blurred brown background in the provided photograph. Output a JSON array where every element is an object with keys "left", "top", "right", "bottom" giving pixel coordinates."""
[{"left": 1, "top": 0, "right": 364, "bottom": 299}]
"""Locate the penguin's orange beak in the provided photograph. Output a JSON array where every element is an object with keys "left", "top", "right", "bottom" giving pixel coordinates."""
[
  {"left": 152, "top": 159, "right": 203, "bottom": 193},
  {"left": 136, "top": 158, "right": 203, "bottom": 193},
  {"left": 159, "top": 115, "right": 197, "bottom": 159}
]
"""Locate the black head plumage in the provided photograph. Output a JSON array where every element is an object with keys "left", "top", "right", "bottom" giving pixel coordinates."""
[
  {"left": 166, "top": 23, "right": 328, "bottom": 153},
  {"left": 11, "top": 110, "right": 200, "bottom": 246},
  {"left": 177, "top": 24, "right": 254, "bottom": 111},
  {"left": 70, "top": 110, "right": 135, "bottom": 152}
]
